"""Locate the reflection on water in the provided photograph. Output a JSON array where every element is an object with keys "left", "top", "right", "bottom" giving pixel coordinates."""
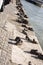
[{"left": 21, "top": 0, "right": 43, "bottom": 50}]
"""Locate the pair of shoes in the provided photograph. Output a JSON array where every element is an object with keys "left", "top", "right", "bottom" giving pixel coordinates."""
[{"left": 8, "top": 37, "right": 22, "bottom": 45}]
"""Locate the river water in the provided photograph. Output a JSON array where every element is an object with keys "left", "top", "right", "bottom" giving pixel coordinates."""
[{"left": 21, "top": 0, "right": 43, "bottom": 50}]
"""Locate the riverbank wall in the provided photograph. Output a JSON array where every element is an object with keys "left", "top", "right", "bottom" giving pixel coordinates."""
[{"left": 0, "top": 0, "right": 43, "bottom": 65}]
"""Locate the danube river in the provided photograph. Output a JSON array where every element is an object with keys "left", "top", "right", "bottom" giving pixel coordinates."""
[{"left": 21, "top": 0, "right": 43, "bottom": 50}]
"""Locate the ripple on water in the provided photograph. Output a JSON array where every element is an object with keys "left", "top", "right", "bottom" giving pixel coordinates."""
[{"left": 21, "top": 0, "right": 43, "bottom": 49}]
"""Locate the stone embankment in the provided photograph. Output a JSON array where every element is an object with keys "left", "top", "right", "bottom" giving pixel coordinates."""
[{"left": 0, "top": 0, "right": 43, "bottom": 65}]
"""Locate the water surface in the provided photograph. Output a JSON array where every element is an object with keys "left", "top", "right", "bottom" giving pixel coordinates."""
[{"left": 21, "top": 0, "right": 43, "bottom": 50}]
